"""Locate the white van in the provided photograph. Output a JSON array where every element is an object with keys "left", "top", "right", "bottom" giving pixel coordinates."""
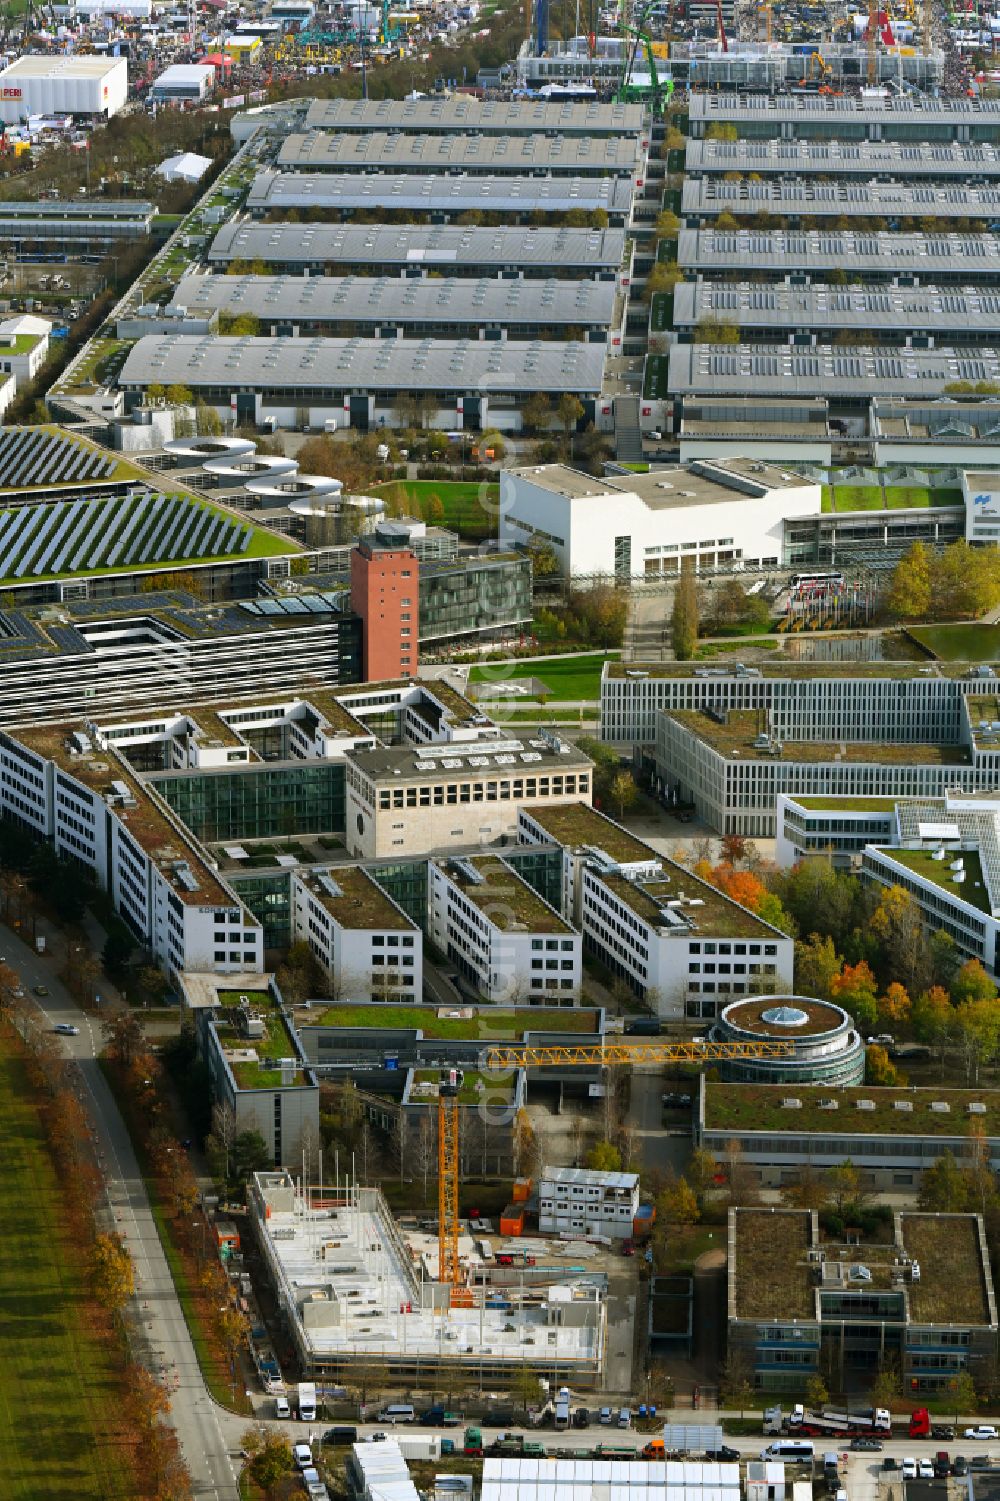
[
  {"left": 378, "top": 1404, "right": 416, "bottom": 1424},
  {"left": 761, "top": 1441, "right": 815, "bottom": 1462}
]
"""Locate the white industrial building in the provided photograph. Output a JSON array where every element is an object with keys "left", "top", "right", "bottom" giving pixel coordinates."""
[
  {"left": 150, "top": 64, "right": 216, "bottom": 104},
  {"left": 0, "top": 314, "right": 50, "bottom": 391},
  {"left": 963, "top": 469, "right": 1000, "bottom": 545},
  {"left": 481, "top": 1456, "right": 742, "bottom": 1501},
  {"left": 538, "top": 1165, "right": 639, "bottom": 1240},
  {"left": 500, "top": 461, "right": 820, "bottom": 580},
  {"left": 291, "top": 865, "right": 422, "bottom": 1003},
  {"left": 428, "top": 854, "right": 582, "bottom": 1003},
  {"left": 0, "top": 54, "right": 128, "bottom": 122},
  {"left": 249, "top": 1169, "right": 606, "bottom": 1382}
]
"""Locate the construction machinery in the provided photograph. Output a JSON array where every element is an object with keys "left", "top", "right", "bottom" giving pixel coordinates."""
[
  {"left": 435, "top": 1037, "right": 793, "bottom": 1291},
  {"left": 617, "top": 9, "right": 672, "bottom": 111}
]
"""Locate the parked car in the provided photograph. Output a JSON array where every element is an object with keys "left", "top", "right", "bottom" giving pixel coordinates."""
[
  {"left": 33, "top": 985, "right": 48, "bottom": 997},
  {"left": 964, "top": 1427, "right": 999, "bottom": 1440},
  {"left": 709, "top": 1446, "right": 741, "bottom": 1463},
  {"left": 274, "top": 1396, "right": 290, "bottom": 1419},
  {"left": 918, "top": 1459, "right": 934, "bottom": 1479},
  {"left": 599, "top": 1407, "right": 613, "bottom": 1426},
  {"left": 302, "top": 1467, "right": 326, "bottom": 1498},
  {"left": 934, "top": 1453, "right": 952, "bottom": 1477},
  {"left": 953, "top": 1457, "right": 970, "bottom": 1476},
  {"left": 901, "top": 1458, "right": 918, "bottom": 1479},
  {"left": 293, "top": 1442, "right": 313, "bottom": 1469},
  {"left": 573, "top": 1408, "right": 590, "bottom": 1429},
  {"left": 850, "top": 1438, "right": 883, "bottom": 1452},
  {"left": 53, "top": 1023, "right": 79, "bottom": 1035}
]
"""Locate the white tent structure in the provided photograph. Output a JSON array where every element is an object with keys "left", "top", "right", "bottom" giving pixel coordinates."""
[{"left": 156, "top": 151, "right": 212, "bottom": 184}]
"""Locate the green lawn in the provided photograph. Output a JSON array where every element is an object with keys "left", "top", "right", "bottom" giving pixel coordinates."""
[
  {"left": 649, "top": 292, "right": 671, "bottom": 334},
  {"left": 374, "top": 479, "right": 500, "bottom": 540},
  {"left": 309, "top": 1003, "right": 600, "bottom": 1038},
  {"left": 643, "top": 354, "right": 669, "bottom": 400},
  {"left": 0, "top": 1048, "right": 135, "bottom": 1501},
  {"left": 470, "top": 651, "right": 620, "bottom": 701},
  {"left": 821, "top": 484, "right": 963, "bottom": 513},
  {"left": 909, "top": 622, "right": 1000, "bottom": 661}
]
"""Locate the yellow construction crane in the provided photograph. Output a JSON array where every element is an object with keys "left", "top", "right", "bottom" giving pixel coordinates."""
[{"left": 435, "top": 1038, "right": 793, "bottom": 1291}]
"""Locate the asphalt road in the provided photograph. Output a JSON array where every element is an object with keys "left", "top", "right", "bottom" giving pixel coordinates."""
[{"left": 2, "top": 928, "right": 241, "bottom": 1501}]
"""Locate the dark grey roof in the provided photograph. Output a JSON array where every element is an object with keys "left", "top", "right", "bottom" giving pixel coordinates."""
[
  {"left": 302, "top": 96, "right": 645, "bottom": 136},
  {"left": 277, "top": 130, "right": 641, "bottom": 175},
  {"left": 685, "top": 136, "right": 1000, "bottom": 178},
  {"left": 674, "top": 280, "right": 1000, "bottom": 336},
  {"left": 169, "top": 272, "right": 617, "bottom": 329},
  {"left": 667, "top": 342, "right": 1000, "bottom": 397},
  {"left": 246, "top": 170, "right": 634, "bottom": 217},
  {"left": 678, "top": 226, "right": 1000, "bottom": 275},
  {"left": 689, "top": 91, "right": 1000, "bottom": 121},
  {"left": 119, "top": 334, "right": 607, "bottom": 396},
  {"left": 682, "top": 177, "right": 1000, "bottom": 218},
  {"left": 207, "top": 220, "right": 625, "bottom": 271}
]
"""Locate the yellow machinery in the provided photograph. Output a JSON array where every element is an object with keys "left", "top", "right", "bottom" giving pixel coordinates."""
[{"left": 435, "top": 1038, "right": 793, "bottom": 1290}]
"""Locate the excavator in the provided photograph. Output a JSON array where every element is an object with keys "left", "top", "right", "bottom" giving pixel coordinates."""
[{"left": 616, "top": 0, "right": 673, "bottom": 112}]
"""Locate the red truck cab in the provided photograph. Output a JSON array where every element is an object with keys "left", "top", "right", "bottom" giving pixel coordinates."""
[{"left": 910, "top": 1409, "right": 931, "bottom": 1439}]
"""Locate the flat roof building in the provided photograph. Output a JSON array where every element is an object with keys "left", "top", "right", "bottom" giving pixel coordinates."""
[
  {"left": 688, "top": 91, "right": 1000, "bottom": 142},
  {"left": 727, "top": 1207, "right": 997, "bottom": 1393},
  {"left": 672, "top": 280, "right": 1000, "bottom": 345},
  {"left": 249, "top": 1169, "right": 605, "bottom": 1382},
  {"left": 538, "top": 1165, "right": 639, "bottom": 1241},
  {"left": 684, "top": 136, "right": 1000, "bottom": 179},
  {"left": 677, "top": 227, "right": 1000, "bottom": 282},
  {"left": 0, "top": 53, "right": 127, "bottom": 121},
  {"left": 0, "top": 197, "right": 154, "bottom": 245},
  {"left": 709, "top": 995, "right": 865, "bottom": 1085},
  {"left": 428, "top": 853, "right": 582, "bottom": 1004},
  {"left": 345, "top": 732, "right": 594, "bottom": 860},
  {"left": 302, "top": 95, "right": 646, "bottom": 137},
  {"left": 277, "top": 130, "right": 643, "bottom": 178},
  {"left": 118, "top": 335, "right": 608, "bottom": 434},
  {"left": 291, "top": 864, "right": 422, "bottom": 1003},
  {"left": 681, "top": 177, "right": 1000, "bottom": 222},
  {"left": 667, "top": 343, "right": 1000, "bottom": 400},
  {"left": 246, "top": 171, "right": 635, "bottom": 224},
  {"left": 168, "top": 272, "right": 619, "bottom": 341},
  {"left": 501, "top": 460, "right": 820, "bottom": 580},
  {"left": 150, "top": 62, "right": 215, "bottom": 102},
  {"left": 517, "top": 801, "right": 794, "bottom": 1020},
  {"left": 207, "top": 221, "right": 627, "bottom": 279}
]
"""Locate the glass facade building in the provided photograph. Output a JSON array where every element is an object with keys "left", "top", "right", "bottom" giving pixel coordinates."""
[
  {"left": 419, "top": 554, "right": 532, "bottom": 646},
  {"left": 151, "top": 762, "right": 347, "bottom": 842}
]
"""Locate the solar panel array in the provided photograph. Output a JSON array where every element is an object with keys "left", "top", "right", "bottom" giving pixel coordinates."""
[
  {"left": 0, "top": 493, "right": 253, "bottom": 581},
  {"left": 0, "top": 428, "right": 118, "bottom": 490}
]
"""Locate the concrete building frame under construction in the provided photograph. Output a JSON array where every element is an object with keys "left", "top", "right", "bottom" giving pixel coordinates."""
[{"left": 249, "top": 1170, "right": 606, "bottom": 1384}]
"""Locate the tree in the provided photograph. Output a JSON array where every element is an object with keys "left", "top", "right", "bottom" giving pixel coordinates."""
[
  {"left": 655, "top": 209, "right": 681, "bottom": 238},
  {"left": 805, "top": 1374, "right": 830, "bottom": 1410},
  {"left": 869, "top": 885, "right": 930, "bottom": 995},
  {"left": 510, "top": 1365, "right": 544, "bottom": 1413},
  {"left": 644, "top": 260, "right": 684, "bottom": 298},
  {"left": 124, "top": 1365, "right": 170, "bottom": 1434},
  {"left": 609, "top": 770, "right": 638, "bottom": 821},
  {"left": 877, "top": 981, "right": 912, "bottom": 1031},
  {"left": 918, "top": 1150, "right": 971, "bottom": 1212},
  {"left": 230, "top": 1129, "right": 271, "bottom": 1184},
  {"left": 830, "top": 960, "right": 879, "bottom": 1030},
  {"left": 147, "top": 382, "right": 165, "bottom": 406},
  {"left": 912, "top": 985, "right": 954, "bottom": 1051},
  {"left": 781, "top": 1165, "right": 830, "bottom": 1211},
  {"left": 586, "top": 1140, "right": 622, "bottom": 1172},
  {"left": 794, "top": 934, "right": 842, "bottom": 1002},
  {"left": 948, "top": 1370, "right": 978, "bottom": 1423},
  {"left": 886, "top": 541, "right": 932, "bottom": 619},
  {"left": 951, "top": 958, "right": 997, "bottom": 1008},
  {"left": 687, "top": 1146, "right": 718, "bottom": 1204},
  {"left": 671, "top": 558, "right": 699, "bottom": 660},
  {"left": 556, "top": 393, "right": 584, "bottom": 454},
  {"left": 955, "top": 997, "right": 1000, "bottom": 1084},
  {"left": 825, "top": 1159, "right": 867, "bottom": 1215},
  {"left": 165, "top": 383, "right": 193, "bottom": 407},
  {"left": 90, "top": 1231, "right": 134, "bottom": 1318},
  {"left": 241, "top": 1427, "right": 293, "bottom": 1500},
  {"left": 512, "top": 1107, "right": 540, "bottom": 1177},
  {"left": 522, "top": 393, "right": 552, "bottom": 433},
  {"left": 195, "top": 399, "right": 222, "bottom": 436},
  {"left": 866, "top": 1043, "right": 904, "bottom": 1087},
  {"left": 930, "top": 928, "right": 961, "bottom": 992},
  {"left": 103, "top": 1010, "right": 146, "bottom": 1068},
  {"left": 657, "top": 1171, "right": 700, "bottom": 1226},
  {"left": 719, "top": 1351, "right": 753, "bottom": 1416},
  {"left": 870, "top": 1358, "right": 902, "bottom": 1410},
  {"left": 218, "top": 1306, "right": 249, "bottom": 1363},
  {"left": 415, "top": 1111, "right": 436, "bottom": 1203}
]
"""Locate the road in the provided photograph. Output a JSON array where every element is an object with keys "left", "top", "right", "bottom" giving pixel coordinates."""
[{"left": 2, "top": 926, "right": 241, "bottom": 1501}]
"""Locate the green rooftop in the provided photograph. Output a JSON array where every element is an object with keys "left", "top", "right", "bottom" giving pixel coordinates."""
[
  {"left": 214, "top": 989, "right": 312, "bottom": 1090},
  {"left": 409, "top": 1068, "right": 515, "bottom": 1105},
  {"left": 303, "top": 1002, "right": 600, "bottom": 1038},
  {"left": 706, "top": 1081, "right": 1000, "bottom": 1136},
  {"left": 669, "top": 709, "right": 967, "bottom": 766},
  {"left": 789, "top": 796, "right": 900, "bottom": 813},
  {"left": 436, "top": 855, "right": 572, "bottom": 934},
  {"left": 598, "top": 866, "right": 779, "bottom": 939},
  {"left": 872, "top": 844, "right": 994, "bottom": 915},
  {"left": 521, "top": 801, "right": 657, "bottom": 867}
]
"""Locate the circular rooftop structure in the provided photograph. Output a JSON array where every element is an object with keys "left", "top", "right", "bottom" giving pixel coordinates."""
[
  {"left": 289, "top": 490, "right": 385, "bottom": 519},
  {"left": 244, "top": 473, "right": 344, "bottom": 504},
  {"left": 202, "top": 454, "right": 298, "bottom": 486},
  {"left": 710, "top": 994, "right": 865, "bottom": 1085},
  {"left": 162, "top": 436, "right": 256, "bottom": 465}
]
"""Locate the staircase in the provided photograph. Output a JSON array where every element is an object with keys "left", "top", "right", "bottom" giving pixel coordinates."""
[{"left": 614, "top": 394, "right": 643, "bottom": 464}]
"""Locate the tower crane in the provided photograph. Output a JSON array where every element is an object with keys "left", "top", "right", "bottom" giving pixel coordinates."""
[{"left": 436, "top": 1038, "right": 793, "bottom": 1292}]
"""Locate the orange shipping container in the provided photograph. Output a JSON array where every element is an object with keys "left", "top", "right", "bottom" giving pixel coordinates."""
[
  {"left": 499, "top": 1206, "right": 525, "bottom": 1237},
  {"left": 512, "top": 1177, "right": 532, "bottom": 1203}
]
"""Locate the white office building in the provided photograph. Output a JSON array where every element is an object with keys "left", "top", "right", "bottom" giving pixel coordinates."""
[
  {"left": 428, "top": 854, "right": 581, "bottom": 1003},
  {"left": 518, "top": 802, "right": 794, "bottom": 1019},
  {"left": 538, "top": 1165, "right": 639, "bottom": 1241},
  {"left": 500, "top": 461, "right": 820, "bottom": 580},
  {"left": 291, "top": 865, "right": 422, "bottom": 1002}
]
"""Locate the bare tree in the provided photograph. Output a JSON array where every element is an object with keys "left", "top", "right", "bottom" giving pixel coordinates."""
[
  {"left": 388, "top": 1113, "right": 407, "bottom": 1183},
  {"left": 415, "top": 1112, "right": 436, "bottom": 1204},
  {"left": 209, "top": 1100, "right": 237, "bottom": 1186}
]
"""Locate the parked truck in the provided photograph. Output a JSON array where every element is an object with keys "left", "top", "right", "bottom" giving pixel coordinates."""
[
  {"left": 766, "top": 1405, "right": 892, "bottom": 1438},
  {"left": 298, "top": 1382, "right": 317, "bottom": 1422},
  {"left": 554, "top": 1387, "right": 572, "bottom": 1431}
]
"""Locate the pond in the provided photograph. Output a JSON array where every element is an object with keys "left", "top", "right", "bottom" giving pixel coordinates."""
[
  {"left": 908, "top": 623, "right": 1000, "bottom": 661},
  {"left": 783, "top": 633, "right": 925, "bottom": 663}
]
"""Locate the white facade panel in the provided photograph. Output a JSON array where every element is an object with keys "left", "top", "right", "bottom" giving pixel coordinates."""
[{"left": 0, "top": 56, "right": 127, "bottom": 121}]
